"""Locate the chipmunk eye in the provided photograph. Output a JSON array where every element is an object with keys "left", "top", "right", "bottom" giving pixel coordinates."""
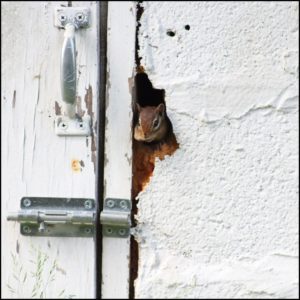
[{"left": 153, "top": 119, "right": 159, "bottom": 128}]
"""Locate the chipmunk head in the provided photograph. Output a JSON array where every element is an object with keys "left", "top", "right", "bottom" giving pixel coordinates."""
[{"left": 134, "top": 103, "right": 167, "bottom": 143}]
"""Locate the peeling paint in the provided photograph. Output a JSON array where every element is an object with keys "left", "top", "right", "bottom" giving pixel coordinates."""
[
  {"left": 79, "top": 160, "right": 85, "bottom": 168},
  {"left": 55, "top": 101, "right": 62, "bottom": 115},
  {"left": 84, "top": 85, "right": 94, "bottom": 119},
  {"left": 76, "top": 96, "right": 85, "bottom": 118},
  {"left": 84, "top": 85, "right": 96, "bottom": 172}
]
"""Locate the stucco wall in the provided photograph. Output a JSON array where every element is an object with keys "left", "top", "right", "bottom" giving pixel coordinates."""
[{"left": 134, "top": 2, "right": 299, "bottom": 298}]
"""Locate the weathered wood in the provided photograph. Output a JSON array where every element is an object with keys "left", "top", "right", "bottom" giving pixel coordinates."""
[
  {"left": 101, "top": 2, "right": 136, "bottom": 298},
  {"left": 1, "top": 1, "right": 99, "bottom": 298}
]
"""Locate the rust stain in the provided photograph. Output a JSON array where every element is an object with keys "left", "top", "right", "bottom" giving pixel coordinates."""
[
  {"left": 55, "top": 101, "right": 62, "bottom": 115},
  {"left": 71, "top": 159, "right": 82, "bottom": 172},
  {"left": 12, "top": 90, "right": 16, "bottom": 108}
]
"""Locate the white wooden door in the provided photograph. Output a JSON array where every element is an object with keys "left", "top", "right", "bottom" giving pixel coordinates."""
[
  {"left": 1, "top": 1, "right": 99, "bottom": 298},
  {"left": 2, "top": 1, "right": 137, "bottom": 299}
]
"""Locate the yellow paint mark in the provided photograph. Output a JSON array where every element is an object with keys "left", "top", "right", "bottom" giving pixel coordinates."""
[{"left": 71, "top": 159, "right": 82, "bottom": 172}]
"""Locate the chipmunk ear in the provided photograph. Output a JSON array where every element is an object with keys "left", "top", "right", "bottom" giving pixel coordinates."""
[{"left": 156, "top": 103, "right": 165, "bottom": 116}]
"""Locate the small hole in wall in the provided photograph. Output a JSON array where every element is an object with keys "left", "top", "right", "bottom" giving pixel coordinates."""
[
  {"left": 185, "top": 24, "right": 190, "bottom": 30},
  {"left": 166, "top": 30, "right": 176, "bottom": 37}
]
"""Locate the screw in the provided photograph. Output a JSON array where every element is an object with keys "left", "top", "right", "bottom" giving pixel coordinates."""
[
  {"left": 106, "top": 228, "right": 113, "bottom": 235},
  {"left": 85, "top": 227, "right": 92, "bottom": 234},
  {"left": 106, "top": 199, "right": 115, "bottom": 208},
  {"left": 76, "top": 13, "right": 84, "bottom": 22},
  {"left": 22, "top": 225, "right": 31, "bottom": 234},
  {"left": 120, "top": 200, "right": 127, "bottom": 209},
  {"left": 59, "top": 122, "right": 68, "bottom": 130},
  {"left": 118, "top": 229, "right": 126, "bottom": 236},
  {"left": 23, "top": 198, "right": 31, "bottom": 207},
  {"left": 59, "top": 14, "right": 66, "bottom": 22},
  {"left": 84, "top": 200, "right": 93, "bottom": 209}
]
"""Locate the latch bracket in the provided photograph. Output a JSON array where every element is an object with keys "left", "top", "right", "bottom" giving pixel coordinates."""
[
  {"left": 55, "top": 115, "right": 91, "bottom": 136},
  {"left": 100, "top": 198, "right": 131, "bottom": 238}
]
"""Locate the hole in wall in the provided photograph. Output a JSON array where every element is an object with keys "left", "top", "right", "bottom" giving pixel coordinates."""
[
  {"left": 184, "top": 24, "right": 190, "bottom": 30},
  {"left": 132, "top": 67, "right": 179, "bottom": 199},
  {"left": 166, "top": 29, "right": 176, "bottom": 37}
]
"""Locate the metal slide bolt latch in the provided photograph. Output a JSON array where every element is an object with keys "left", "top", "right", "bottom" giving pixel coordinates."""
[
  {"left": 7, "top": 197, "right": 131, "bottom": 238},
  {"left": 7, "top": 197, "right": 96, "bottom": 237},
  {"left": 54, "top": 7, "right": 91, "bottom": 136}
]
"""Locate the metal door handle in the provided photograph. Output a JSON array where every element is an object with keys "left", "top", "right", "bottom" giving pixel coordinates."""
[
  {"left": 54, "top": 7, "right": 91, "bottom": 136},
  {"left": 61, "top": 23, "right": 77, "bottom": 118}
]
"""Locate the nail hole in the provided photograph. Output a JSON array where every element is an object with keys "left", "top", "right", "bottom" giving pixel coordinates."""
[
  {"left": 184, "top": 25, "right": 190, "bottom": 30},
  {"left": 166, "top": 30, "right": 175, "bottom": 37}
]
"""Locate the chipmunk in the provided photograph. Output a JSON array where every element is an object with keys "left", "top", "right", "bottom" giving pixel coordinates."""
[
  {"left": 134, "top": 103, "right": 171, "bottom": 143},
  {"left": 132, "top": 102, "right": 179, "bottom": 199}
]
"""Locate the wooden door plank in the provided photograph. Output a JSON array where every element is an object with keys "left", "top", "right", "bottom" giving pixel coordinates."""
[{"left": 101, "top": 2, "right": 136, "bottom": 298}]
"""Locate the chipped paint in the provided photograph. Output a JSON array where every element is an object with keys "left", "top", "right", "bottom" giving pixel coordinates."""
[
  {"left": 54, "top": 101, "right": 62, "bottom": 115},
  {"left": 83, "top": 85, "right": 97, "bottom": 172},
  {"left": 84, "top": 85, "right": 94, "bottom": 119},
  {"left": 76, "top": 96, "right": 86, "bottom": 118}
]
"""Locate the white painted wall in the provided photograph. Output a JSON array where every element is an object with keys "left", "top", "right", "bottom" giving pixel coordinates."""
[{"left": 135, "top": 2, "right": 299, "bottom": 298}]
